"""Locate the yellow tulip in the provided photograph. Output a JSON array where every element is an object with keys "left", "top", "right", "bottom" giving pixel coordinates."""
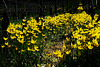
[
  {"left": 34, "top": 45, "right": 39, "bottom": 51},
  {"left": 78, "top": 46, "right": 83, "bottom": 50},
  {"left": 10, "top": 35, "right": 16, "bottom": 39},
  {"left": 88, "top": 45, "right": 93, "bottom": 49},
  {"left": 73, "top": 57, "right": 77, "bottom": 59},
  {"left": 27, "top": 47, "right": 31, "bottom": 51},
  {"left": 5, "top": 42, "right": 8, "bottom": 45},
  {"left": 65, "top": 50, "right": 71, "bottom": 55},
  {"left": 23, "top": 19, "right": 26, "bottom": 22},
  {"left": 16, "top": 47, "right": 18, "bottom": 50},
  {"left": 31, "top": 39, "right": 37, "bottom": 44},
  {"left": 1, "top": 45, "right": 5, "bottom": 48},
  {"left": 3, "top": 37, "right": 8, "bottom": 40},
  {"left": 21, "top": 49, "right": 25, "bottom": 52},
  {"left": 8, "top": 45, "right": 12, "bottom": 48}
]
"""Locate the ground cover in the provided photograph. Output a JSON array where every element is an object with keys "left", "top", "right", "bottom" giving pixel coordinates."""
[{"left": 0, "top": 4, "right": 100, "bottom": 67}]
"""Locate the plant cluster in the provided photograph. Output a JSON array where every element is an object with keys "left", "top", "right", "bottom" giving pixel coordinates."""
[{"left": 1, "top": 4, "right": 100, "bottom": 67}]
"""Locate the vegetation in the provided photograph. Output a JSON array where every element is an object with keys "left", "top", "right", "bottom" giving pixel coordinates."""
[{"left": 0, "top": 3, "right": 100, "bottom": 67}]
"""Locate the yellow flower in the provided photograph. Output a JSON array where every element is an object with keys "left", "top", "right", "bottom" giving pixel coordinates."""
[
  {"left": 65, "top": 50, "right": 71, "bottom": 55},
  {"left": 81, "top": 36, "right": 86, "bottom": 42},
  {"left": 49, "top": 28, "right": 52, "bottom": 31},
  {"left": 23, "top": 29, "right": 27, "bottom": 34},
  {"left": 85, "top": 41, "right": 93, "bottom": 49},
  {"left": 18, "top": 35, "right": 24, "bottom": 39},
  {"left": 31, "top": 48, "right": 35, "bottom": 52},
  {"left": 78, "top": 46, "right": 83, "bottom": 50},
  {"left": 1, "top": 45, "right": 5, "bottom": 48},
  {"left": 71, "top": 43, "right": 77, "bottom": 48},
  {"left": 57, "top": 50, "right": 63, "bottom": 58},
  {"left": 58, "top": 52, "right": 63, "bottom": 58},
  {"left": 23, "top": 19, "right": 26, "bottom": 22},
  {"left": 79, "top": 3, "right": 82, "bottom": 6},
  {"left": 88, "top": 41, "right": 91, "bottom": 45},
  {"left": 77, "top": 6, "right": 83, "bottom": 10},
  {"left": 46, "top": 63, "right": 51, "bottom": 67},
  {"left": 38, "top": 20, "right": 42, "bottom": 25},
  {"left": 22, "top": 23, "right": 25, "bottom": 25},
  {"left": 28, "top": 43, "right": 30, "bottom": 45},
  {"left": 3, "top": 37, "right": 8, "bottom": 40},
  {"left": 88, "top": 23, "right": 94, "bottom": 28},
  {"left": 8, "top": 28, "right": 16, "bottom": 34},
  {"left": 77, "top": 40, "right": 82, "bottom": 45},
  {"left": 47, "top": 53, "right": 52, "bottom": 56},
  {"left": 15, "top": 33, "right": 19, "bottom": 37},
  {"left": 93, "top": 43, "right": 99, "bottom": 47},
  {"left": 53, "top": 31, "right": 55, "bottom": 33},
  {"left": 16, "top": 47, "right": 18, "bottom": 50},
  {"left": 38, "top": 17, "right": 41, "bottom": 19},
  {"left": 98, "top": 21, "right": 100, "bottom": 23},
  {"left": 42, "top": 34, "right": 46, "bottom": 36},
  {"left": 62, "top": 40, "right": 66, "bottom": 51},
  {"left": 94, "top": 14, "right": 99, "bottom": 19},
  {"left": 53, "top": 50, "right": 63, "bottom": 58},
  {"left": 26, "top": 34, "right": 29, "bottom": 36},
  {"left": 53, "top": 50, "right": 59, "bottom": 55},
  {"left": 21, "top": 49, "right": 25, "bottom": 52},
  {"left": 5, "top": 42, "right": 8, "bottom": 45},
  {"left": 8, "top": 45, "right": 12, "bottom": 48},
  {"left": 92, "top": 38, "right": 98, "bottom": 43},
  {"left": 17, "top": 38, "right": 24, "bottom": 44},
  {"left": 24, "top": 27, "right": 28, "bottom": 30},
  {"left": 31, "top": 39, "right": 37, "bottom": 44},
  {"left": 73, "top": 57, "right": 77, "bottom": 59},
  {"left": 27, "top": 47, "right": 31, "bottom": 51},
  {"left": 37, "top": 65, "right": 41, "bottom": 67},
  {"left": 88, "top": 45, "right": 93, "bottom": 49},
  {"left": 34, "top": 45, "right": 39, "bottom": 51},
  {"left": 66, "top": 37, "right": 70, "bottom": 41},
  {"left": 10, "top": 35, "right": 16, "bottom": 39},
  {"left": 19, "top": 31, "right": 23, "bottom": 34}
]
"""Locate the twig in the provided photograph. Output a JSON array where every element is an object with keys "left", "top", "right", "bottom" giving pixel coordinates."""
[
  {"left": 3, "top": 0, "right": 7, "bottom": 9},
  {"left": 3, "top": 0, "right": 9, "bottom": 17}
]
